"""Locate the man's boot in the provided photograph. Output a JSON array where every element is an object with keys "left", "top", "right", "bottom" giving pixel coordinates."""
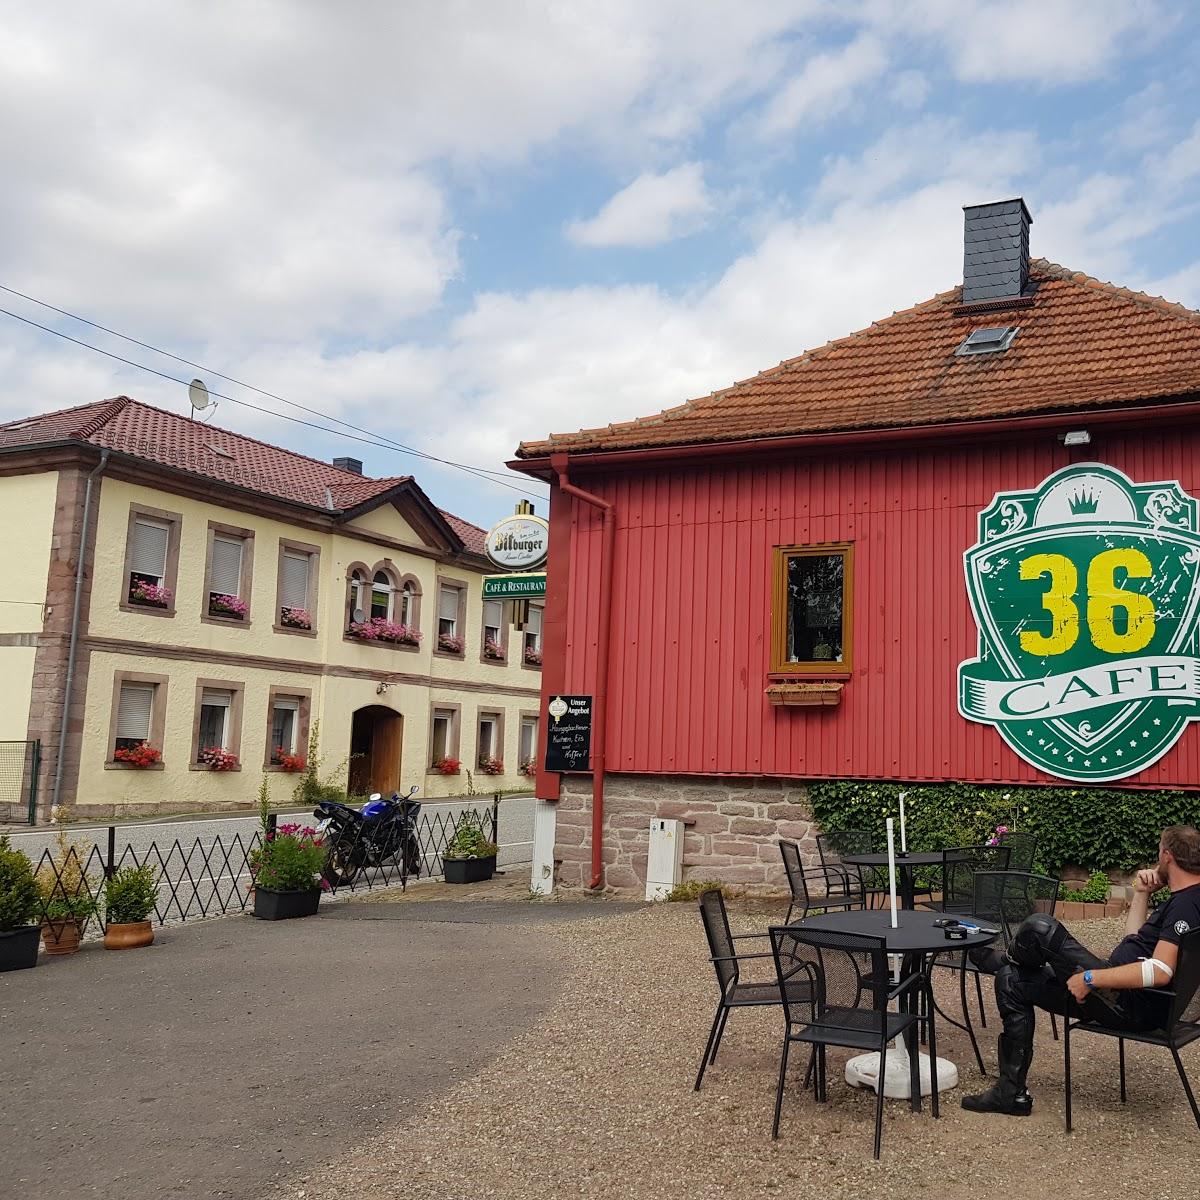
[{"left": 961, "top": 1031, "right": 1033, "bottom": 1116}]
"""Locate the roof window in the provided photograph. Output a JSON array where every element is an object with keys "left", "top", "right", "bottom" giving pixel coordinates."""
[{"left": 956, "top": 325, "right": 1018, "bottom": 356}]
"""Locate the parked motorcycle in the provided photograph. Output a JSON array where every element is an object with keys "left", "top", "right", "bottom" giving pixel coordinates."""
[{"left": 313, "top": 786, "right": 422, "bottom": 887}]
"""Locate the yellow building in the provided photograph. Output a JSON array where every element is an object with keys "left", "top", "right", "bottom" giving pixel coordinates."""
[{"left": 0, "top": 396, "right": 542, "bottom": 819}]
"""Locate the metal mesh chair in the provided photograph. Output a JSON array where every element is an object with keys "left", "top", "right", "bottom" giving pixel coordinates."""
[
  {"left": 817, "top": 830, "right": 887, "bottom": 909},
  {"left": 768, "top": 925, "right": 931, "bottom": 1157},
  {"left": 780, "top": 839, "right": 864, "bottom": 923},
  {"left": 1064, "top": 926, "right": 1200, "bottom": 1132},
  {"left": 694, "top": 889, "right": 810, "bottom": 1090},
  {"left": 940, "top": 844, "right": 1011, "bottom": 914},
  {"left": 997, "top": 829, "right": 1037, "bottom": 872}
]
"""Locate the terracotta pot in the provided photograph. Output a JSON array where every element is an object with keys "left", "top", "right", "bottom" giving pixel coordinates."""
[
  {"left": 104, "top": 920, "right": 155, "bottom": 950},
  {"left": 40, "top": 918, "right": 83, "bottom": 956}
]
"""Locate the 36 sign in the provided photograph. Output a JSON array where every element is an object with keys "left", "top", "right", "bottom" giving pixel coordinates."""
[{"left": 959, "top": 463, "right": 1200, "bottom": 782}]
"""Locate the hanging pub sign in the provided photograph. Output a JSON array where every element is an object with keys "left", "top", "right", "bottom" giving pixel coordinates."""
[
  {"left": 545, "top": 694, "right": 592, "bottom": 772},
  {"left": 959, "top": 463, "right": 1200, "bottom": 782},
  {"left": 485, "top": 513, "right": 550, "bottom": 571}
]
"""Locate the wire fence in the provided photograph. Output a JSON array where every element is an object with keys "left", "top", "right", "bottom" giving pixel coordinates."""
[
  {"left": 17, "top": 795, "right": 502, "bottom": 937},
  {"left": 0, "top": 740, "right": 39, "bottom": 825}
]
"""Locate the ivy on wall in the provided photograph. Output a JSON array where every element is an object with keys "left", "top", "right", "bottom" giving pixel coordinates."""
[{"left": 807, "top": 781, "right": 1200, "bottom": 874}]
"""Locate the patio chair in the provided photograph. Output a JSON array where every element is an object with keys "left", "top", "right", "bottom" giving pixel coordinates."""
[
  {"left": 998, "top": 829, "right": 1038, "bottom": 872},
  {"left": 816, "top": 830, "right": 887, "bottom": 909},
  {"left": 780, "top": 839, "right": 864, "bottom": 923},
  {"left": 694, "top": 888, "right": 812, "bottom": 1091},
  {"left": 768, "top": 924, "right": 931, "bottom": 1158},
  {"left": 1064, "top": 926, "right": 1200, "bottom": 1132},
  {"left": 939, "top": 844, "right": 1011, "bottom": 915},
  {"left": 929, "top": 871, "right": 1060, "bottom": 1074}
]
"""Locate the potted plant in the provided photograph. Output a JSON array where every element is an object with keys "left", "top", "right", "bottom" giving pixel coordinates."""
[
  {"left": 209, "top": 592, "right": 248, "bottom": 619},
  {"left": 113, "top": 742, "right": 162, "bottom": 768},
  {"left": 442, "top": 815, "right": 498, "bottom": 885},
  {"left": 280, "top": 605, "right": 312, "bottom": 630},
  {"left": 272, "top": 747, "right": 307, "bottom": 772},
  {"left": 200, "top": 746, "right": 240, "bottom": 771},
  {"left": 479, "top": 756, "right": 504, "bottom": 776},
  {"left": 438, "top": 632, "right": 465, "bottom": 653},
  {"left": 348, "top": 617, "right": 421, "bottom": 645},
  {"left": 0, "top": 835, "right": 41, "bottom": 972},
  {"left": 34, "top": 831, "right": 99, "bottom": 955},
  {"left": 433, "top": 757, "right": 460, "bottom": 776},
  {"left": 103, "top": 864, "right": 158, "bottom": 949},
  {"left": 520, "top": 760, "right": 536, "bottom": 779},
  {"left": 129, "top": 580, "right": 171, "bottom": 608},
  {"left": 483, "top": 636, "right": 504, "bottom": 661},
  {"left": 523, "top": 645, "right": 542, "bottom": 666},
  {"left": 250, "top": 822, "right": 328, "bottom": 919}
]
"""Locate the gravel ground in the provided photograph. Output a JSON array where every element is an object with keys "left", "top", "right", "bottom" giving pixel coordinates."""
[{"left": 275, "top": 904, "right": 1197, "bottom": 1200}]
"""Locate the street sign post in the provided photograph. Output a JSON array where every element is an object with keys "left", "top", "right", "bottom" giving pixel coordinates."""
[{"left": 483, "top": 573, "right": 547, "bottom": 599}]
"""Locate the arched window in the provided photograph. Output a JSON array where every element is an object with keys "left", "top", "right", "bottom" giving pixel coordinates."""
[
  {"left": 348, "top": 568, "right": 369, "bottom": 624},
  {"left": 399, "top": 580, "right": 415, "bottom": 627},
  {"left": 371, "top": 571, "right": 395, "bottom": 621}
]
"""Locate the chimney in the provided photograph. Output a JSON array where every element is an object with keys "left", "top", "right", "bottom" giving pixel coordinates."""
[
  {"left": 962, "top": 198, "right": 1032, "bottom": 304},
  {"left": 333, "top": 456, "right": 363, "bottom": 475}
]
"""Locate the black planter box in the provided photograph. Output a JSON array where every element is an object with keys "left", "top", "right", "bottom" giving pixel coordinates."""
[
  {"left": 0, "top": 925, "right": 41, "bottom": 972},
  {"left": 443, "top": 855, "right": 496, "bottom": 885},
  {"left": 253, "top": 887, "right": 321, "bottom": 920}
]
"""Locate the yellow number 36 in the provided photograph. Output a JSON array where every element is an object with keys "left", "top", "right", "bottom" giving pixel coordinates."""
[{"left": 1019, "top": 548, "right": 1156, "bottom": 656}]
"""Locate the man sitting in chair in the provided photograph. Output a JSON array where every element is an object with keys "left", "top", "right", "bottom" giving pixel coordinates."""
[{"left": 963, "top": 824, "right": 1200, "bottom": 1117}]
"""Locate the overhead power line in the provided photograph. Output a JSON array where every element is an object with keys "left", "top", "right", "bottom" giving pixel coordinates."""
[{"left": 0, "top": 287, "right": 546, "bottom": 500}]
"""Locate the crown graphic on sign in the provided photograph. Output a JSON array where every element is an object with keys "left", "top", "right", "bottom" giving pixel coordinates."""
[{"left": 1067, "top": 488, "right": 1099, "bottom": 515}]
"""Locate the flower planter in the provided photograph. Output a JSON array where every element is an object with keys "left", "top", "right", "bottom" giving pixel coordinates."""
[
  {"left": 40, "top": 917, "right": 83, "bottom": 956},
  {"left": 104, "top": 920, "right": 155, "bottom": 950},
  {"left": 443, "top": 855, "right": 496, "bottom": 885},
  {"left": 0, "top": 926, "right": 41, "bottom": 972},
  {"left": 253, "top": 886, "right": 321, "bottom": 920}
]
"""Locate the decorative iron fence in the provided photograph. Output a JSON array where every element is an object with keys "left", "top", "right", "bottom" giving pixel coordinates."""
[
  {"left": 0, "top": 739, "right": 39, "bottom": 825},
  {"left": 17, "top": 796, "right": 501, "bottom": 936}
]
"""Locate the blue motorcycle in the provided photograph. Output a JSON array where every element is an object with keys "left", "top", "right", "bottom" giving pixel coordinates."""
[{"left": 313, "top": 786, "right": 422, "bottom": 886}]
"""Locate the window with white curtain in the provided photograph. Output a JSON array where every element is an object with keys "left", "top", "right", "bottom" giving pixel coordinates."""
[
  {"left": 271, "top": 696, "right": 300, "bottom": 757},
  {"left": 371, "top": 570, "right": 395, "bottom": 621},
  {"left": 198, "top": 688, "right": 232, "bottom": 757},
  {"left": 431, "top": 708, "right": 455, "bottom": 763},
  {"left": 399, "top": 581, "right": 416, "bottom": 627},
  {"left": 114, "top": 682, "right": 155, "bottom": 751},
  {"left": 519, "top": 716, "right": 538, "bottom": 767},
  {"left": 477, "top": 713, "right": 497, "bottom": 763}
]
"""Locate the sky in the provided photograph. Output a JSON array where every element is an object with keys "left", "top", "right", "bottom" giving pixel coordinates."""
[{"left": 2, "top": 1, "right": 1199, "bottom": 527}]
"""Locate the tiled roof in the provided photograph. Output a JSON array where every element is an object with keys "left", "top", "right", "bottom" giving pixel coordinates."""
[
  {"left": 0, "top": 397, "right": 481, "bottom": 550},
  {"left": 439, "top": 510, "right": 488, "bottom": 555},
  {"left": 516, "top": 260, "right": 1200, "bottom": 458}
]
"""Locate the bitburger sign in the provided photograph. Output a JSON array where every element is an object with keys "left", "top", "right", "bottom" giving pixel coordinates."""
[
  {"left": 959, "top": 463, "right": 1200, "bottom": 782},
  {"left": 485, "top": 513, "right": 550, "bottom": 571}
]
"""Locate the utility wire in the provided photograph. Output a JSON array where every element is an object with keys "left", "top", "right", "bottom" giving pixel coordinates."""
[{"left": 0, "top": 291, "right": 546, "bottom": 499}]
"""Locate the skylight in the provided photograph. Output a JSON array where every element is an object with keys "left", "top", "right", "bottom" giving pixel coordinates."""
[{"left": 956, "top": 326, "right": 1018, "bottom": 356}]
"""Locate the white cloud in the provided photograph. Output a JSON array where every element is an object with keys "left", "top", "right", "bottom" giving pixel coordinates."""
[
  {"left": 566, "top": 163, "right": 715, "bottom": 247},
  {"left": 754, "top": 35, "right": 888, "bottom": 139}
]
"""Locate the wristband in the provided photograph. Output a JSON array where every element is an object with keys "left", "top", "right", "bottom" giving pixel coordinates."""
[{"left": 1083, "top": 969, "right": 1096, "bottom": 990}]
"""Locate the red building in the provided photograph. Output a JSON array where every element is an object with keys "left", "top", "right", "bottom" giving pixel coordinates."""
[{"left": 512, "top": 199, "right": 1200, "bottom": 891}]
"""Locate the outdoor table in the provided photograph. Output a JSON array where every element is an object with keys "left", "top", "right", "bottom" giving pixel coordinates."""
[
  {"left": 787, "top": 907, "right": 999, "bottom": 1111},
  {"left": 839, "top": 850, "right": 944, "bottom": 910}
]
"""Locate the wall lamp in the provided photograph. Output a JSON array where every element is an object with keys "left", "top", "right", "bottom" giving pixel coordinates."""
[
  {"left": 376, "top": 681, "right": 391, "bottom": 695},
  {"left": 1059, "top": 430, "right": 1091, "bottom": 446}
]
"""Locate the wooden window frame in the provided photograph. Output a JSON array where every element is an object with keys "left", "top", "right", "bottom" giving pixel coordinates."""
[
  {"left": 433, "top": 576, "right": 468, "bottom": 659},
  {"left": 201, "top": 520, "right": 255, "bottom": 629},
  {"left": 476, "top": 708, "right": 505, "bottom": 770},
  {"left": 105, "top": 670, "right": 169, "bottom": 769},
  {"left": 264, "top": 685, "right": 313, "bottom": 771},
  {"left": 189, "top": 677, "right": 246, "bottom": 771},
  {"left": 427, "top": 702, "right": 462, "bottom": 772},
  {"left": 770, "top": 542, "right": 854, "bottom": 677},
  {"left": 274, "top": 538, "right": 320, "bottom": 638},
  {"left": 119, "top": 504, "right": 183, "bottom": 619},
  {"left": 479, "top": 596, "right": 508, "bottom": 666}
]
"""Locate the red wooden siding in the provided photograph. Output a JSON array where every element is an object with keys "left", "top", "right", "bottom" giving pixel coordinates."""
[{"left": 555, "top": 431, "right": 1200, "bottom": 787}]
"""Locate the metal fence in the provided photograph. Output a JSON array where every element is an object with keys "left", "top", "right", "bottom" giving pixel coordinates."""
[
  {"left": 18, "top": 796, "right": 501, "bottom": 935},
  {"left": 0, "top": 740, "right": 39, "bottom": 825}
]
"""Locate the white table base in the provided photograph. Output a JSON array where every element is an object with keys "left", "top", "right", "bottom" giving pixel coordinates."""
[{"left": 844, "top": 1041, "right": 958, "bottom": 1098}]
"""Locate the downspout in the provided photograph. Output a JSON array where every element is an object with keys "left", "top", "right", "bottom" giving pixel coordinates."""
[
  {"left": 550, "top": 453, "right": 615, "bottom": 891},
  {"left": 51, "top": 448, "right": 110, "bottom": 814}
]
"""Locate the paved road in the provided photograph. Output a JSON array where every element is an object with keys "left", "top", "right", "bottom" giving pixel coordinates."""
[{"left": 1, "top": 899, "right": 624, "bottom": 1200}]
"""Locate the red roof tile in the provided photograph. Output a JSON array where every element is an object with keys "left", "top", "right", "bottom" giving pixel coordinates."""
[
  {"left": 515, "top": 260, "right": 1200, "bottom": 458},
  {"left": 439, "top": 510, "right": 488, "bottom": 555}
]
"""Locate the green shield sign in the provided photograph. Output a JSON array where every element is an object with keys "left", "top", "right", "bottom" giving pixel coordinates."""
[{"left": 959, "top": 464, "right": 1200, "bottom": 781}]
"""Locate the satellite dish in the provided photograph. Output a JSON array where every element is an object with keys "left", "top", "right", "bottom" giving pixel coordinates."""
[
  {"left": 188, "top": 378, "right": 211, "bottom": 411},
  {"left": 352, "top": 607, "right": 366, "bottom": 623}
]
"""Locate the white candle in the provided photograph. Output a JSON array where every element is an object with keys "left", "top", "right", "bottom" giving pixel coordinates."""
[
  {"left": 886, "top": 817, "right": 899, "bottom": 928},
  {"left": 899, "top": 791, "right": 908, "bottom": 853}
]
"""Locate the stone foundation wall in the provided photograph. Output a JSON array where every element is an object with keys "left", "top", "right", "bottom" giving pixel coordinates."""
[{"left": 556, "top": 773, "right": 818, "bottom": 893}]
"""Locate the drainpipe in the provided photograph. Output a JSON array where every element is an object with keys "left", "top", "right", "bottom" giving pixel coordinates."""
[
  {"left": 550, "top": 453, "right": 615, "bottom": 891},
  {"left": 51, "top": 448, "right": 110, "bottom": 815}
]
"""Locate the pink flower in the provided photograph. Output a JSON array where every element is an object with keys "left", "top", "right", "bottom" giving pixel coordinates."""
[
  {"left": 210, "top": 593, "right": 249, "bottom": 617},
  {"left": 350, "top": 617, "right": 421, "bottom": 645}
]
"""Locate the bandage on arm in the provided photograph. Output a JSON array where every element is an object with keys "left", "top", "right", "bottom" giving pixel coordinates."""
[{"left": 1139, "top": 957, "right": 1174, "bottom": 987}]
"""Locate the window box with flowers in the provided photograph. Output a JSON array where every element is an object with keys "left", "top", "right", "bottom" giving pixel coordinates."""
[
  {"left": 523, "top": 646, "right": 543, "bottom": 667},
  {"left": 280, "top": 606, "right": 312, "bottom": 631},
  {"left": 483, "top": 636, "right": 505, "bottom": 662},
  {"left": 348, "top": 617, "right": 422, "bottom": 647},
  {"left": 478, "top": 756, "right": 504, "bottom": 776},
  {"left": 272, "top": 748, "right": 307, "bottom": 773},
  {"left": 438, "top": 633, "right": 465, "bottom": 654},
  {"left": 113, "top": 742, "right": 162, "bottom": 769},
  {"left": 520, "top": 759, "right": 536, "bottom": 779},
  {"left": 200, "top": 747, "right": 240, "bottom": 771},
  {"left": 129, "top": 581, "right": 172, "bottom": 610},
  {"left": 209, "top": 593, "right": 248, "bottom": 620},
  {"left": 433, "top": 757, "right": 461, "bottom": 776}
]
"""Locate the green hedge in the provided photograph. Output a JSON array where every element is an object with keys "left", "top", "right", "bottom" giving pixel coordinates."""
[{"left": 807, "top": 781, "right": 1200, "bottom": 874}]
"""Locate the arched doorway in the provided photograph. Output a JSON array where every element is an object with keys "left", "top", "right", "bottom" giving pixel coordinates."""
[{"left": 348, "top": 705, "right": 403, "bottom": 796}]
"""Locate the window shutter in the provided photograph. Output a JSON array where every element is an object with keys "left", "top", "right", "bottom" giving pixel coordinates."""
[
  {"left": 210, "top": 536, "right": 243, "bottom": 597},
  {"left": 483, "top": 599, "right": 502, "bottom": 631},
  {"left": 116, "top": 683, "right": 154, "bottom": 741},
  {"left": 438, "top": 586, "right": 459, "bottom": 621},
  {"left": 527, "top": 606, "right": 543, "bottom": 636},
  {"left": 201, "top": 688, "right": 232, "bottom": 709},
  {"left": 130, "top": 519, "right": 169, "bottom": 580},
  {"left": 273, "top": 696, "right": 300, "bottom": 714},
  {"left": 280, "top": 551, "right": 310, "bottom": 611}
]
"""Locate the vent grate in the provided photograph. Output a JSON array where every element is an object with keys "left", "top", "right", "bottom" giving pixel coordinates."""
[{"left": 955, "top": 325, "right": 1018, "bottom": 357}]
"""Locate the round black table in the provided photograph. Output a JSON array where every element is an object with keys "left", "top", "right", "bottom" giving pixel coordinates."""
[
  {"left": 839, "top": 851, "right": 944, "bottom": 910},
  {"left": 788, "top": 909, "right": 999, "bottom": 1113}
]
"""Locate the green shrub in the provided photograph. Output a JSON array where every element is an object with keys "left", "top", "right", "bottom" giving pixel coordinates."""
[
  {"left": 34, "top": 830, "right": 99, "bottom": 922},
  {"left": 443, "top": 814, "right": 498, "bottom": 861},
  {"left": 251, "top": 824, "right": 328, "bottom": 892},
  {"left": 105, "top": 864, "right": 158, "bottom": 924},
  {"left": 0, "top": 836, "right": 40, "bottom": 930},
  {"left": 808, "top": 781, "right": 1200, "bottom": 874},
  {"left": 1061, "top": 870, "right": 1110, "bottom": 904},
  {"left": 664, "top": 879, "right": 732, "bottom": 902}
]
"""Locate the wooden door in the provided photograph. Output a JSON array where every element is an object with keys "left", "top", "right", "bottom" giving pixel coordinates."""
[{"left": 369, "top": 710, "right": 402, "bottom": 795}]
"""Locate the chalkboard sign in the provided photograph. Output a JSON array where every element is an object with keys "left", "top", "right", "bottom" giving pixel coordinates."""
[{"left": 545, "top": 694, "right": 592, "bottom": 772}]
